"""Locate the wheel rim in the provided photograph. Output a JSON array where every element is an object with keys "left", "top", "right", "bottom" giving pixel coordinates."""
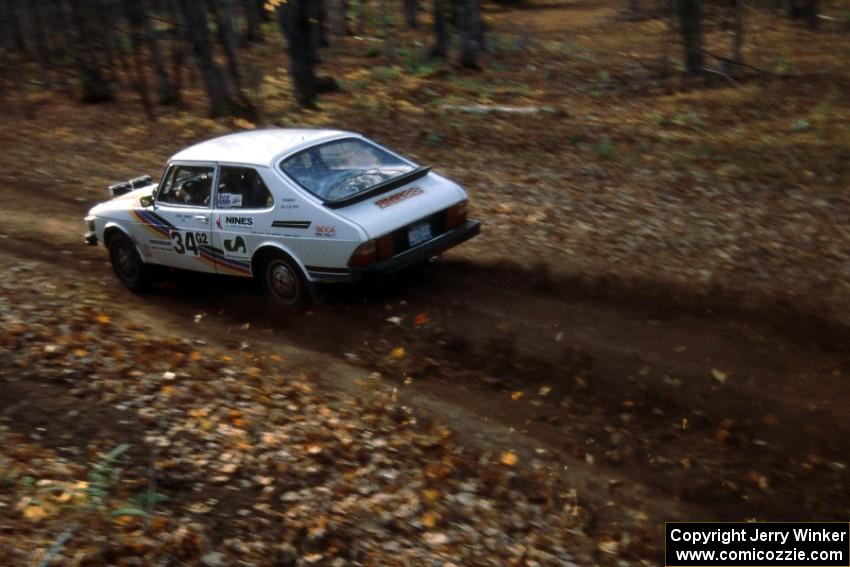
[
  {"left": 268, "top": 260, "right": 299, "bottom": 304},
  {"left": 115, "top": 243, "right": 138, "bottom": 280}
]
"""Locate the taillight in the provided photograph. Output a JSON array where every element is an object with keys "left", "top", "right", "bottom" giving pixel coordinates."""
[
  {"left": 348, "top": 240, "right": 377, "bottom": 268},
  {"left": 446, "top": 200, "right": 468, "bottom": 229},
  {"left": 376, "top": 233, "right": 395, "bottom": 260}
]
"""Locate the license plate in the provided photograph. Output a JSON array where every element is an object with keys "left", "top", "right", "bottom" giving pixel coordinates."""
[{"left": 408, "top": 222, "right": 432, "bottom": 247}]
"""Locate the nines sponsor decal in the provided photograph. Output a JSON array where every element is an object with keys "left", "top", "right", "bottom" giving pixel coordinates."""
[
  {"left": 374, "top": 187, "right": 424, "bottom": 209},
  {"left": 315, "top": 225, "right": 336, "bottom": 237},
  {"left": 225, "top": 215, "right": 254, "bottom": 226}
]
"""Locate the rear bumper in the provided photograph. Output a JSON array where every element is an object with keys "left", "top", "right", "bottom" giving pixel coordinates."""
[{"left": 355, "top": 220, "right": 480, "bottom": 278}]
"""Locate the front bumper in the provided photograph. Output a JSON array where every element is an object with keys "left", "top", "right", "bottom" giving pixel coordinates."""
[
  {"left": 84, "top": 231, "right": 98, "bottom": 246},
  {"left": 355, "top": 219, "right": 480, "bottom": 278}
]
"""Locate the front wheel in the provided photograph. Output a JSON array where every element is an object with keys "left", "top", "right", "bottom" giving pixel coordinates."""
[
  {"left": 261, "top": 252, "right": 309, "bottom": 312},
  {"left": 108, "top": 232, "right": 150, "bottom": 291}
]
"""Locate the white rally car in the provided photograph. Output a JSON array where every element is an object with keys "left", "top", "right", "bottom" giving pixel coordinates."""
[{"left": 84, "top": 129, "right": 480, "bottom": 309}]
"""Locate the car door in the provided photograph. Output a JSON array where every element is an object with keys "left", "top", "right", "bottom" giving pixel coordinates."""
[
  {"left": 148, "top": 162, "right": 216, "bottom": 272},
  {"left": 209, "top": 165, "right": 276, "bottom": 277}
]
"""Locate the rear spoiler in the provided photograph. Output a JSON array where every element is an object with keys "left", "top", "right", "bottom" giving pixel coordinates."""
[
  {"left": 109, "top": 175, "right": 154, "bottom": 197},
  {"left": 324, "top": 166, "right": 431, "bottom": 209}
]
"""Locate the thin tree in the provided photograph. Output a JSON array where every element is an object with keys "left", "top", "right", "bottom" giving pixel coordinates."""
[
  {"left": 208, "top": 0, "right": 246, "bottom": 91},
  {"left": 312, "top": 0, "right": 330, "bottom": 47},
  {"left": 430, "top": 0, "right": 448, "bottom": 59},
  {"left": 67, "top": 0, "right": 117, "bottom": 102},
  {"left": 458, "top": 0, "right": 482, "bottom": 69},
  {"left": 334, "top": 0, "right": 351, "bottom": 35},
  {"left": 404, "top": 0, "right": 418, "bottom": 28},
  {"left": 121, "top": 0, "right": 156, "bottom": 119},
  {"left": 241, "top": 0, "right": 262, "bottom": 43},
  {"left": 729, "top": 0, "right": 742, "bottom": 65},
  {"left": 140, "top": 0, "right": 179, "bottom": 104},
  {"left": 176, "top": 0, "right": 246, "bottom": 116},
  {"left": 277, "top": 0, "right": 318, "bottom": 107},
  {"left": 677, "top": 0, "right": 703, "bottom": 74}
]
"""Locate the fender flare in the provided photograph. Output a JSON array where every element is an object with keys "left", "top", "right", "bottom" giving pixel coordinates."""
[
  {"left": 103, "top": 222, "right": 148, "bottom": 263},
  {"left": 250, "top": 241, "right": 310, "bottom": 281}
]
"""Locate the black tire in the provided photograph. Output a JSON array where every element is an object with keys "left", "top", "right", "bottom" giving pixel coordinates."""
[
  {"left": 261, "top": 251, "right": 310, "bottom": 312},
  {"left": 108, "top": 232, "right": 150, "bottom": 291}
]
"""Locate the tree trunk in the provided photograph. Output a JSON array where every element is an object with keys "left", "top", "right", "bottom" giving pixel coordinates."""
[
  {"left": 67, "top": 0, "right": 116, "bottom": 102},
  {"left": 138, "top": 0, "right": 179, "bottom": 104},
  {"left": 430, "top": 0, "right": 448, "bottom": 59},
  {"left": 787, "top": 0, "right": 817, "bottom": 28},
  {"left": 208, "top": 0, "right": 245, "bottom": 90},
  {"left": 458, "top": 0, "right": 481, "bottom": 69},
  {"left": 313, "top": 0, "right": 330, "bottom": 47},
  {"left": 121, "top": 0, "right": 156, "bottom": 120},
  {"left": 730, "top": 0, "right": 742, "bottom": 64},
  {"left": 334, "top": 0, "right": 351, "bottom": 35},
  {"left": 95, "top": 0, "right": 122, "bottom": 87},
  {"left": 277, "top": 0, "right": 318, "bottom": 108},
  {"left": 404, "top": 0, "right": 418, "bottom": 28},
  {"left": 677, "top": 0, "right": 703, "bottom": 74},
  {"left": 176, "top": 0, "right": 236, "bottom": 116},
  {"left": 7, "top": 0, "right": 27, "bottom": 53},
  {"left": 241, "top": 0, "right": 262, "bottom": 43},
  {"left": 168, "top": 0, "right": 187, "bottom": 99},
  {"left": 24, "top": 0, "right": 51, "bottom": 69},
  {"left": 807, "top": 0, "right": 819, "bottom": 29},
  {"left": 357, "top": 0, "right": 366, "bottom": 35},
  {"left": 379, "top": 0, "right": 394, "bottom": 62}
]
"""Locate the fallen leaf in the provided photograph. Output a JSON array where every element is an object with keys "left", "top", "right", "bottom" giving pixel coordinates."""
[
  {"left": 711, "top": 368, "right": 728, "bottom": 383},
  {"left": 499, "top": 451, "right": 518, "bottom": 466},
  {"left": 538, "top": 385, "right": 551, "bottom": 396},
  {"left": 422, "top": 511, "right": 439, "bottom": 528},
  {"left": 96, "top": 313, "right": 111, "bottom": 325},
  {"left": 414, "top": 312, "right": 430, "bottom": 325},
  {"left": 511, "top": 391, "right": 524, "bottom": 400},
  {"left": 23, "top": 505, "right": 48, "bottom": 522},
  {"left": 390, "top": 347, "right": 406, "bottom": 360}
]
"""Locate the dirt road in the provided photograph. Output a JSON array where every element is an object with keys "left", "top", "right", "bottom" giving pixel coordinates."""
[{"left": 2, "top": 183, "right": 849, "bottom": 562}]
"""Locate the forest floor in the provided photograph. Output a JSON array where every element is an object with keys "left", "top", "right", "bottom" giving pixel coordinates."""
[{"left": 1, "top": 0, "right": 850, "bottom": 565}]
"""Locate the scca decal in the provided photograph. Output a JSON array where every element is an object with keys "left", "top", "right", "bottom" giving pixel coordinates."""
[{"left": 374, "top": 187, "right": 424, "bottom": 209}]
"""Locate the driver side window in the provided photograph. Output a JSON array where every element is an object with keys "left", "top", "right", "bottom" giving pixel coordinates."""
[{"left": 157, "top": 165, "right": 214, "bottom": 207}]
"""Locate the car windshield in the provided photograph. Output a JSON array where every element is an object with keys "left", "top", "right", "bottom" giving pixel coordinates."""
[{"left": 279, "top": 138, "right": 416, "bottom": 203}]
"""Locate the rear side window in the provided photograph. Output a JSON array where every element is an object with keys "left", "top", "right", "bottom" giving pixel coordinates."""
[{"left": 216, "top": 166, "right": 274, "bottom": 209}]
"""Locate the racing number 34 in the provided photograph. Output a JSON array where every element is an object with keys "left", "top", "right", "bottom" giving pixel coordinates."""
[{"left": 170, "top": 231, "right": 209, "bottom": 255}]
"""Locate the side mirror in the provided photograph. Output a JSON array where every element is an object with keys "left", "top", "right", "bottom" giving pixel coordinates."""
[{"left": 140, "top": 195, "right": 154, "bottom": 207}]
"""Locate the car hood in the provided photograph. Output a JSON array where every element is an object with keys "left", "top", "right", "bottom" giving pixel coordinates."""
[{"left": 330, "top": 172, "right": 466, "bottom": 238}]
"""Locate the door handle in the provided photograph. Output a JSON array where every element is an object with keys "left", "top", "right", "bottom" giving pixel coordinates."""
[{"left": 194, "top": 215, "right": 209, "bottom": 222}]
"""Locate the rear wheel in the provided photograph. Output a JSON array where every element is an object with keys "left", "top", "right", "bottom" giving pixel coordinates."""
[
  {"left": 108, "top": 232, "right": 150, "bottom": 291},
  {"left": 261, "top": 251, "right": 309, "bottom": 312}
]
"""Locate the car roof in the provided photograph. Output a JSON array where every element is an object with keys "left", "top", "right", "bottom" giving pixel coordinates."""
[{"left": 169, "top": 128, "right": 353, "bottom": 167}]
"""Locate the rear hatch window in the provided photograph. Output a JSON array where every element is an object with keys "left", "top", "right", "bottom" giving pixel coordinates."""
[{"left": 280, "top": 138, "right": 421, "bottom": 206}]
